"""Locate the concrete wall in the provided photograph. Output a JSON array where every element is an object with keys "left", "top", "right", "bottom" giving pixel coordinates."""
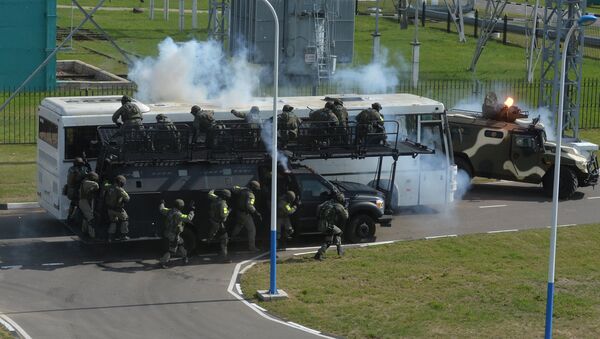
[{"left": 0, "top": 0, "right": 57, "bottom": 89}]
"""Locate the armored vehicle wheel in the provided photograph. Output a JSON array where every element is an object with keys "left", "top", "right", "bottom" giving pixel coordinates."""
[
  {"left": 454, "top": 156, "right": 473, "bottom": 198},
  {"left": 181, "top": 227, "right": 197, "bottom": 253},
  {"left": 346, "top": 214, "right": 376, "bottom": 243},
  {"left": 543, "top": 167, "right": 578, "bottom": 200}
]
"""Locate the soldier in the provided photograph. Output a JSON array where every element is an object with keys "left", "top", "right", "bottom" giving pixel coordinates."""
[
  {"left": 105, "top": 175, "right": 130, "bottom": 242},
  {"left": 158, "top": 199, "right": 194, "bottom": 268},
  {"left": 79, "top": 171, "right": 99, "bottom": 238},
  {"left": 314, "top": 192, "right": 348, "bottom": 261},
  {"left": 230, "top": 181, "right": 262, "bottom": 252},
  {"left": 231, "top": 106, "right": 262, "bottom": 127},
  {"left": 277, "top": 104, "right": 301, "bottom": 148},
  {"left": 190, "top": 105, "right": 215, "bottom": 145},
  {"left": 207, "top": 189, "right": 232, "bottom": 262},
  {"left": 277, "top": 191, "right": 298, "bottom": 250},
  {"left": 482, "top": 92, "right": 502, "bottom": 119},
  {"left": 308, "top": 102, "right": 339, "bottom": 146},
  {"left": 112, "top": 95, "right": 143, "bottom": 128},
  {"left": 331, "top": 98, "right": 349, "bottom": 127},
  {"left": 155, "top": 114, "right": 180, "bottom": 151},
  {"left": 355, "top": 102, "right": 387, "bottom": 146},
  {"left": 64, "top": 157, "right": 90, "bottom": 220}
]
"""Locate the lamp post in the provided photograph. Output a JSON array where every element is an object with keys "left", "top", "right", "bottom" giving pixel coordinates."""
[
  {"left": 256, "top": 0, "right": 286, "bottom": 301},
  {"left": 544, "top": 13, "right": 597, "bottom": 339}
]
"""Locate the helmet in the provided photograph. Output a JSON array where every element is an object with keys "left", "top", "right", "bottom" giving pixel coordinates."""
[
  {"left": 285, "top": 191, "right": 296, "bottom": 202},
  {"left": 121, "top": 95, "right": 132, "bottom": 105},
  {"left": 282, "top": 104, "right": 294, "bottom": 112},
  {"left": 372, "top": 102, "right": 382, "bottom": 111},
  {"left": 174, "top": 199, "right": 185, "bottom": 209},
  {"left": 250, "top": 106, "right": 260, "bottom": 114},
  {"left": 334, "top": 192, "right": 345, "bottom": 204},
  {"left": 155, "top": 114, "right": 166, "bottom": 122},
  {"left": 114, "top": 175, "right": 126, "bottom": 187},
  {"left": 325, "top": 101, "right": 335, "bottom": 110},
  {"left": 333, "top": 98, "right": 343, "bottom": 106},
  {"left": 86, "top": 172, "right": 99, "bottom": 182},
  {"left": 191, "top": 105, "right": 201, "bottom": 114},
  {"left": 218, "top": 189, "right": 232, "bottom": 199},
  {"left": 247, "top": 180, "right": 261, "bottom": 192},
  {"left": 74, "top": 157, "right": 85, "bottom": 166}
]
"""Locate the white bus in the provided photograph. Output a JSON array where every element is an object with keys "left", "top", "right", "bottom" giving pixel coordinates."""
[{"left": 37, "top": 93, "right": 456, "bottom": 221}]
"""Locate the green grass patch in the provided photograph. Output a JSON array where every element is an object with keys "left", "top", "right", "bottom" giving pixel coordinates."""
[
  {"left": 0, "top": 145, "right": 37, "bottom": 203},
  {"left": 241, "top": 224, "right": 600, "bottom": 338},
  {"left": 579, "top": 129, "right": 600, "bottom": 145},
  {"left": 0, "top": 324, "right": 12, "bottom": 339}
]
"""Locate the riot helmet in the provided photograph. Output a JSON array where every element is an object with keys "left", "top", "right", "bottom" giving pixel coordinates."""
[
  {"left": 155, "top": 114, "right": 167, "bottom": 122},
  {"left": 247, "top": 180, "right": 261, "bottom": 192},
  {"left": 114, "top": 175, "right": 126, "bottom": 187},
  {"left": 250, "top": 106, "right": 260, "bottom": 114},
  {"left": 174, "top": 199, "right": 185, "bottom": 210},
  {"left": 86, "top": 171, "right": 99, "bottom": 182},
  {"left": 74, "top": 157, "right": 85, "bottom": 166},
  {"left": 121, "top": 95, "right": 132, "bottom": 105},
  {"left": 191, "top": 105, "right": 201, "bottom": 114},
  {"left": 218, "top": 189, "right": 232, "bottom": 200},
  {"left": 285, "top": 191, "right": 296, "bottom": 203},
  {"left": 333, "top": 98, "right": 343, "bottom": 106},
  {"left": 282, "top": 104, "right": 294, "bottom": 112},
  {"left": 371, "top": 102, "right": 382, "bottom": 111},
  {"left": 325, "top": 101, "right": 335, "bottom": 110}
]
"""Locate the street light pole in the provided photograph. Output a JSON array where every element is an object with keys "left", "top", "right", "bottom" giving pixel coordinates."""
[{"left": 544, "top": 14, "right": 596, "bottom": 339}]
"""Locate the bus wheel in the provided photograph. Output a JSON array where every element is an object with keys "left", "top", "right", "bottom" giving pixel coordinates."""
[
  {"left": 181, "top": 228, "right": 197, "bottom": 253},
  {"left": 346, "top": 214, "right": 376, "bottom": 243}
]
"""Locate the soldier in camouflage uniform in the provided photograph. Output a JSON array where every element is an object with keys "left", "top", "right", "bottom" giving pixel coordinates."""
[
  {"left": 331, "top": 98, "right": 349, "bottom": 127},
  {"left": 230, "top": 181, "right": 262, "bottom": 252},
  {"left": 309, "top": 102, "right": 339, "bottom": 146},
  {"left": 64, "top": 157, "right": 90, "bottom": 220},
  {"left": 231, "top": 106, "right": 262, "bottom": 147},
  {"left": 314, "top": 192, "right": 348, "bottom": 261},
  {"left": 481, "top": 92, "right": 503, "bottom": 119},
  {"left": 276, "top": 191, "right": 298, "bottom": 250},
  {"left": 104, "top": 175, "right": 130, "bottom": 242},
  {"left": 190, "top": 105, "right": 215, "bottom": 145},
  {"left": 207, "top": 189, "right": 232, "bottom": 262},
  {"left": 355, "top": 102, "right": 387, "bottom": 146},
  {"left": 78, "top": 171, "right": 99, "bottom": 238},
  {"left": 155, "top": 114, "right": 180, "bottom": 151},
  {"left": 277, "top": 104, "right": 301, "bottom": 148},
  {"left": 112, "top": 95, "right": 143, "bottom": 128},
  {"left": 158, "top": 199, "right": 195, "bottom": 268}
]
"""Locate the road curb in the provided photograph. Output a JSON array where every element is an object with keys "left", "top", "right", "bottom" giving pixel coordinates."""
[
  {"left": 0, "top": 202, "right": 39, "bottom": 210},
  {"left": 0, "top": 314, "right": 32, "bottom": 339}
]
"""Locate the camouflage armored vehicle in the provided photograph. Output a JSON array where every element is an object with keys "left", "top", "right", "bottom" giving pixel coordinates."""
[{"left": 448, "top": 95, "right": 598, "bottom": 199}]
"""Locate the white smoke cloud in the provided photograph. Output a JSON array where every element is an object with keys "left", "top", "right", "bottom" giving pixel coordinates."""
[
  {"left": 260, "top": 119, "right": 290, "bottom": 172},
  {"left": 128, "top": 37, "right": 262, "bottom": 106},
  {"left": 332, "top": 49, "right": 408, "bottom": 94}
]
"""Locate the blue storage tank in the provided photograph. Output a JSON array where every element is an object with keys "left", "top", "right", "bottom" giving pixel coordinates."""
[{"left": 0, "top": 0, "right": 57, "bottom": 89}]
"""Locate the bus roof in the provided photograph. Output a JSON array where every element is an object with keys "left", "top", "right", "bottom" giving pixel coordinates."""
[{"left": 40, "top": 93, "right": 445, "bottom": 117}]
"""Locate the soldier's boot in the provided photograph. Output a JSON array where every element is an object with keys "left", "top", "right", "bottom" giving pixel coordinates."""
[
  {"left": 314, "top": 249, "right": 324, "bottom": 261},
  {"left": 335, "top": 236, "right": 344, "bottom": 256},
  {"left": 119, "top": 221, "right": 130, "bottom": 240},
  {"left": 159, "top": 252, "right": 171, "bottom": 268}
]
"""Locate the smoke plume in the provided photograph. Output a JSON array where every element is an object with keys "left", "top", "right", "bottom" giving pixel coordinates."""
[
  {"left": 260, "top": 119, "right": 290, "bottom": 172},
  {"left": 128, "top": 37, "right": 261, "bottom": 105}
]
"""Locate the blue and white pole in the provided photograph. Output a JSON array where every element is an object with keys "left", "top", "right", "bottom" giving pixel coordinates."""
[
  {"left": 544, "top": 14, "right": 596, "bottom": 339},
  {"left": 259, "top": 0, "right": 280, "bottom": 296}
]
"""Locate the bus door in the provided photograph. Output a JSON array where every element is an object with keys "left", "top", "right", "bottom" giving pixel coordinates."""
[
  {"left": 418, "top": 116, "right": 449, "bottom": 205},
  {"left": 37, "top": 115, "right": 62, "bottom": 219}
]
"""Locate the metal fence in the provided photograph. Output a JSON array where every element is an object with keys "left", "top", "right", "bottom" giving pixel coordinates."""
[{"left": 1, "top": 79, "right": 599, "bottom": 145}]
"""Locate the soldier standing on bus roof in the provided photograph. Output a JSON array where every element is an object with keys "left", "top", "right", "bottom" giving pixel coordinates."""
[
  {"left": 231, "top": 106, "right": 262, "bottom": 127},
  {"left": 155, "top": 114, "right": 180, "bottom": 151},
  {"left": 105, "top": 175, "right": 130, "bottom": 242},
  {"left": 314, "top": 192, "right": 348, "bottom": 261},
  {"left": 277, "top": 191, "right": 298, "bottom": 250},
  {"left": 112, "top": 95, "right": 143, "bottom": 128},
  {"left": 355, "top": 102, "right": 387, "bottom": 146},
  {"left": 207, "top": 189, "right": 232, "bottom": 262},
  {"left": 190, "top": 105, "right": 215, "bottom": 145},
  {"left": 79, "top": 171, "right": 99, "bottom": 238},
  {"left": 331, "top": 98, "right": 349, "bottom": 127},
  {"left": 64, "top": 157, "right": 90, "bottom": 221},
  {"left": 230, "top": 181, "right": 262, "bottom": 252},
  {"left": 158, "top": 198, "right": 194, "bottom": 268},
  {"left": 277, "top": 105, "right": 301, "bottom": 148}
]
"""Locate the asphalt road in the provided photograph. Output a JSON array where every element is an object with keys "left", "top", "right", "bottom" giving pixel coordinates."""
[{"left": 1, "top": 181, "right": 599, "bottom": 338}]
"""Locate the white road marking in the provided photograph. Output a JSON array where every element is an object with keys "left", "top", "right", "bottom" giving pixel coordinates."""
[
  {"left": 239, "top": 262, "right": 256, "bottom": 275},
  {"left": 251, "top": 303, "right": 267, "bottom": 312},
  {"left": 558, "top": 224, "right": 576, "bottom": 228},
  {"left": 293, "top": 251, "right": 317, "bottom": 256},
  {"left": 1, "top": 265, "right": 22, "bottom": 269},
  {"left": 287, "top": 321, "right": 322, "bottom": 335},
  {"left": 0, "top": 314, "right": 32, "bottom": 339},
  {"left": 478, "top": 204, "right": 508, "bottom": 209},
  {"left": 284, "top": 246, "right": 321, "bottom": 251},
  {"left": 587, "top": 196, "right": 600, "bottom": 200},
  {"left": 0, "top": 236, "right": 77, "bottom": 244},
  {"left": 235, "top": 283, "right": 242, "bottom": 295},
  {"left": 82, "top": 261, "right": 104, "bottom": 264},
  {"left": 41, "top": 263, "right": 64, "bottom": 266},
  {"left": 359, "top": 240, "right": 396, "bottom": 247},
  {"left": 0, "top": 316, "right": 15, "bottom": 332},
  {"left": 487, "top": 229, "right": 518, "bottom": 234},
  {"left": 425, "top": 235, "right": 457, "bottom": 240}
]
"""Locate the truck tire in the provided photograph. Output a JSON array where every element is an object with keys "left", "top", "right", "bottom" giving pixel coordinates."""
[
  {"left": 455, "top": 156, "right": 473, "bottom": 198},
  {"left": 346, "top": 214, "right": 376, "bottom": 243},
  {"left": 542, "top": 167, "right": 578, "bottom": 200},
  {"left": 181, "top": 227, "right": 197, "bottom": 253}
]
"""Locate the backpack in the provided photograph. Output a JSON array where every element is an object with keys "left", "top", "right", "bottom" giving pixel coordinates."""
[{"left": 317, "top": 201, "right": 337, "bottom": 233}]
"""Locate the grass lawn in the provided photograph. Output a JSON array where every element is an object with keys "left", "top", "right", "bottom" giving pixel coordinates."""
[
  {"left": 579, "top": 129, "right": 600, "bottom": 145},
  {"left": 241, "top": 224, "right": 600, "bottom": 338},
  {"left": 0, "top": 325, "right": 12, "bottom": 339},
  {"left": 0, "top": 145, "right": 37, "bottom": 203}
]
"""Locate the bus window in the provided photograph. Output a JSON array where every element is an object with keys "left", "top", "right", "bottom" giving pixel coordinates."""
[
  {"left": 396, "top": 115, "right": 418, "bottom": 141},
  {"left": 39, "top": 117, "right": 58, "bottom": 148},
  {"left": 64, "top": 126, "right": 100, "bottom": 160}
]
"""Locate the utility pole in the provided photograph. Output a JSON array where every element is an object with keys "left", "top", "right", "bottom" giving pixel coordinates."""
[
  {"left": 372, "top": 0, "right": 381, "bottom": 61},
  {"left": 411, "top": 0, "right": 421, "bottom": 87}
]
